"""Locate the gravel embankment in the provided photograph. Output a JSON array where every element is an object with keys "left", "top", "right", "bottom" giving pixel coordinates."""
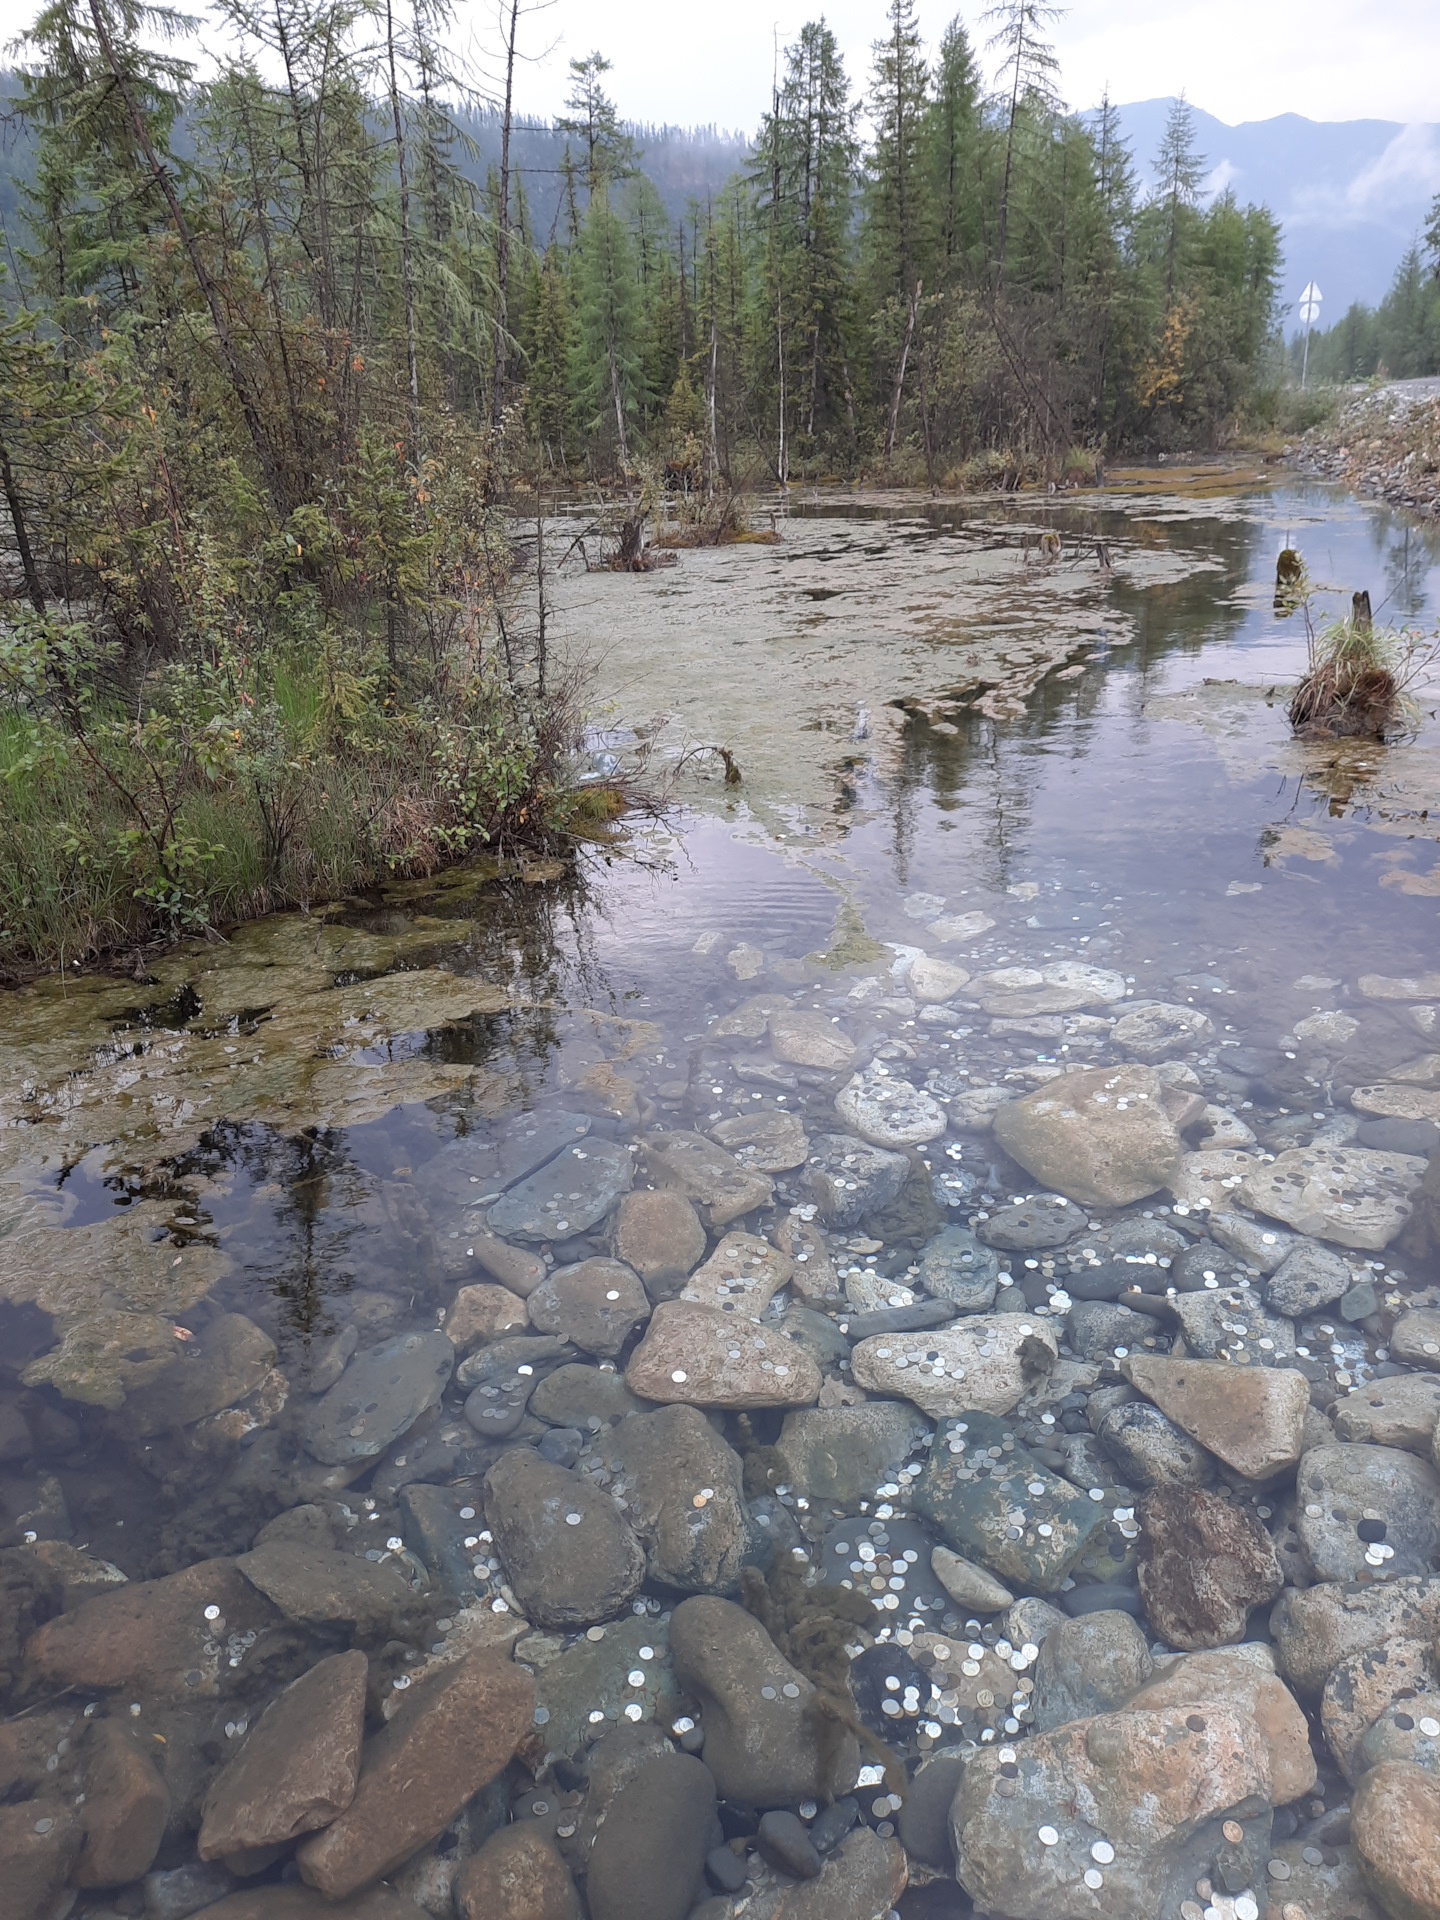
[{"left": 1297, "top": 377, "right": 1440, "bottom": 516}]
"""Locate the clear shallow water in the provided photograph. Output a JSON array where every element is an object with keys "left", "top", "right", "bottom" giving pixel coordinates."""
[{"left": 2, "top": 470, "right": 1439, "bottom": 1915}]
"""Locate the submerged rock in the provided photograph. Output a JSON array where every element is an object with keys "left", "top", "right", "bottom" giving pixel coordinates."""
[
  {"left": 1111, "top": 1000, "right": 1215, "bottom": 1059},
  {"left": 1136, "top": 1485, "right": 1283, "bottom": 1650},
  {"left": 595, "top": 1404, "right": 751, "bottom": 1593},
  {"left": 484, "top": 1450, "right": 644, "bottom": 1628},
  {"left": 835, "top": 1069, "right": 947, "bottom": 1149},
  {"left": 951, "top": 1703, "right": 1271, "bottom": 1920},
  {"left": 1239, "top": 1143, "right": 1428, "bottom": 1249},
  {"left": 768, "top": 1009, "right": 858, "bottom": 1070},
  {"left": 453, "top": 1825, "right": 580, "bottom": 1920},
  {"left": 1352, "top": 1761, "right": 1440, "bottom": 1920},
  {"left": 525, "top": 1258, "right": 651, "bottom": 1357},
  {"left": 1028, "top": 1610, "right": 1154, "bottom": 1730},
  {"left": 295, "top": 1653, "right": 531, "bottom": 1898},
  {"left": 610, "top": 1188, "right": 707, "bottom": 1290},
  {"left": 486, "top": 1139, "right": 635, "bottom": 1241},
  {"left": 199, "top": 1651, "right": 367, "bottom": 1858},
  {"left": 1121, "top": 1355, "right": 1309, "bottom": 1478},
  {"left": 585, "top": 1752, "right": 715, "bottom": 1920},
  {"left": 774, "top": 1403, "right": 932, "bottom": 1506},
  {"left": 668, "top": 1596, "right": 858, "bottom": 1807},
  {"left": 851, "top": 1314, "right": 1058, "bottom": 1418},
  {"left": 640, "top": 1131, "right": 774, "bottom": 1230},
  {"left": 803, "top": 1133, "right": 911, "bottom": 1227},
  {"left": 303, "top": 1331, "right": 454, "bottom": 1465},
  {"left": 917, "top": 1226, "right": 1000, "bottom": 1309},
  {"left": 1295, "top": 1442, "right": 1440, "bottom": 1581},
  {"left": 624, "top": 1302, "right": 822, "bottom": 1408},
  {"left": 992, "top": 1065, "right": 1193, "bottom": 1208}
]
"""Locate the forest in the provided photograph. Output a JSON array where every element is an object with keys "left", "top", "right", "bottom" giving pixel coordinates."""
[
  {"left": 1291, "top": 204, "right": 1440, "bottom": 383},
  {"left": 0, "top": 0, "right": 1288, "bottom": 971}
]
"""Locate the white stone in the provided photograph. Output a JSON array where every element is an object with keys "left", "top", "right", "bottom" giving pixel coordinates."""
[
  {"left": 909, "top": 955, "right": 973, "bottom": 1005},
  {"left": 835, "top": 1070, "right": 947, "bottom": 1149},
  {"left": 1111, "top": 1001, "right": 1214, "bottom": 1060},
  {"left": 1293, "top": 1011, "right": 1360, "bottom": 1047},
  {"left": 931, "top": 1546, "right": 1015, "bottom": 1611},
  {"left": 1358, "top": 972, "right": 1440, "bottom": 1001},
  {"left": 850, "top": 1316, "right": 1059, "bottom": 1418},
  {"left": 928, "top": 912, "right": 996, "bottom": 944},
  {"left": 1167, "top": 1148, "right": 1262, "bottom": 1210},
  {"left": 1240, "top": 1145, "right": 1429, "bottom": 1251}
]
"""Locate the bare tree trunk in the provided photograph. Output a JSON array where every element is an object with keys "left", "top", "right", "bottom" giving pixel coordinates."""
[
  {"left": 608, "top": 336, "right": 629, "bottom": 471},
  {"left": 885, "top": 277, "right": 922, "bottom": 465},
  {"left": 490, "top": 0, "right": 519, "bottom": 428},
  {"left": 87, "top": 0, "right": 289, "bottom": 519},
  {"left": 385, "top": 0, "right": 421, "bottom": 459},
  {"left": 705, "top": 314, "right": 719, "bottom": 490},
  {"left": 0, "top": 434, "right": 45, "bottom": 613}
]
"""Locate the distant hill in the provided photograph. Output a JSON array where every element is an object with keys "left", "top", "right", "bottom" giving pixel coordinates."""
[{"left": 1112, "top": 99, "right": 1440, "bottom": 323}]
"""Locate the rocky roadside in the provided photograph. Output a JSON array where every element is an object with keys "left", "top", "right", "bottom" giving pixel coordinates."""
[
  {"left": 6, "top": 936, "right": 1440, "bottom": 1920},
  {"left": 1295, "top": 378, "right": 1440, "bottom": 519}
]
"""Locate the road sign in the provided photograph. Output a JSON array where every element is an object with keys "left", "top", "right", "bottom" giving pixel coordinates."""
[{"left": 1299, "top": 282, "right": 1322, "bottom": 326}]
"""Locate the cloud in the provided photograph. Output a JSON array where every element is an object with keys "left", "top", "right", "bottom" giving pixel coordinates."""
[{"left": 1344, "top": 123, "right": 1440, "bottom": 210}]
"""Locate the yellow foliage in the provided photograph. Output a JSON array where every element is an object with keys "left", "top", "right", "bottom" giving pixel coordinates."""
[{"left": 1136, "top": 300, "right": 1195, "bottom": 412}]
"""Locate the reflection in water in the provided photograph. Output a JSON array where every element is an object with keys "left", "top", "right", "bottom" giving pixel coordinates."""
[{"left": 0, "top": 473, "right": 1438, "bottom": 1915}]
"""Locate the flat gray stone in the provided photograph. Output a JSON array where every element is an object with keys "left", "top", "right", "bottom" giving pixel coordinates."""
[
  {"left": 1264, "top": 1239, "right": 1355, "bottom": 1316},
  {"left": 803, "top": 1134, "right": 911, "bottom": 1228},
  {"left": 303, "top": 1331, "right": 454, "bottom": 1465},
  {"left": 774, "top": 1403, "right": 932, "bottom": 1505},
  {"left": 1029, "top": 1610, "right": 1154, "bottom": 1730},
  {"left": 917, "top": 1227, "right": 1000, "bottom": 1310},
  {"left": 1239, "top": 1145, "right": 1428, "bottom": 1251},
  {"left": 1295, "top": 1443, "right": 1440, "bottom": 1581},
  {"left": 487, "top": 1140, "right": 635, "bottom": 1242}
]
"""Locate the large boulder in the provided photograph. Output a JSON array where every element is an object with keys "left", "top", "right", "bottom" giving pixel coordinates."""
[
  {"left": 1127, "top": 1646, "right": 1316, "bottom": 1805},
  {"left": 1120, "top": 1356, "right": 1309, "bottom": 1479},
  {"left": 1136, "top": 1486, "right": 1283, "bottom": 1650},
  {"left": 1353, "top": 1761, "right": 1440, "bottom": 1920},
  {"left": 1239, "top": 1145, "right": 1429, "bottom": 1251},
  {"left": 625, "top": 1302, "right": 822, "bottom": 1409},
  {"left": 594, "top": 1405, "right": 752, "bottom": 1593},
  {"left": 850, "top": 1315, "right": 1058, "bottom": 1419},
  {"left": 951, "top": 1703, "right": 1272, "bottom": 1920},
  {"left": 992, "top": 1066, "right": 1196, "bottom": 1208}
]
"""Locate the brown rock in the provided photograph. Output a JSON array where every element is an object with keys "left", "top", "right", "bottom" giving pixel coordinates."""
[
  {"left": 24, "top": 1558, "right": 274, "bottom": 1701},
  {"left": 709, "top": 1110, "right": 811, "bottom": 1172},
  {"left": 1122, "top": 1355, "right": 1310, "bottom": 1478},
  {"left": 677, "top": 1231, "right": 794, "bottom": 1313},
  {"left": 202, "top": 1891, "right": 411, "bottom": 1920},
  {"left": 595, "top": 1404, "right": 751, "bottom": 1593},
  {"left": 484, "top": 1449, "right": 645, "bottom": 1628},
  {"left": 640, "top": 1131, "right": 774, "bottom": 1230},
  {"left": 1271, "top": 1579, "right": 1440, "bottom": 1697},
  {"left": 200, "top": 1651, "right": 367, "bottom": 1858},
  {"left": 610, "top": 1189, "right": 707, "bottom": 1291},
  {"left": 766, "top": 1828, "right": 907, "bottom": 1920},
  {"left": 625, "top": 1302, "right": 822, "bottom": 1409},
  {"left": 1353, "top": 1761, "right": 1440, "bottom": 1920},
  {"left": 469, "top": 1236, "right": 547, "bottom": 1296},
  {"left": 295, "top": 1651, "right": 532, "bottom": 1898},
  {"left": 0, "top": 1801, "right": 82, "bottom": 1920},
  {"left": 1322, "top": 1635, "right": 1439, "bottom": 1782},
  {"left": 445, "top": 1284, "right": 529, "bottom": 1350},
  {"left": 992, "top": 1064, "right": 1189, "bottom": 1208},
  {"left": 454, "top": 1824, "right": 580, "bottom": 1920},
  {"left": 123, "top": 1314, "right": 276, "bottom": 1436},
  {"left": 1136, "top": 1486, "right": 1283, "bottom": 1649},
  {"left": 235, "top": 1542, "right": 414, "bottom": 1634},
  {"left": 1393, "top": 1307, "right": 1440, "bottom": 1370},
  {"left": 74, "top": 1719, "right": 168, "bottom": 1887},
  {"left": 952, "top": 1705, "right": 1271, "bottom": 1918},
  {"left": 768, "top": 1009, "right": 858, "bottom": 1071},
  {"left": 1127, "top": 1648, "right": 1316, "bottom": 1804},
  {"left": 526, "top": 1258, "right": 651, "bottom": 1357}
]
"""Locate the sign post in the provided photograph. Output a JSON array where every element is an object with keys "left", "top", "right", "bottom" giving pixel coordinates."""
[{"left": 1299, "top": 282, "right": 1322, "bottom": 389}]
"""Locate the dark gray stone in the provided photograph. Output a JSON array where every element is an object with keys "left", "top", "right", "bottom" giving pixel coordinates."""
[
  {"left": 918, "top": 1227, "right": 1000, "bottom": 1310},
  {"left": 706, "top": 1844, "right": 749, "bottom": 1892},
  {"left": 846, "top": 1301, "right": 957, "bottom": 1338},
  {"left": 1029, "top": 1610, "right": 1154, "bottom": 1730},
  {"left": 398, "top": 1480, "right": 491, "bottom": 1607},
  {"left": 1265, "top": 1240, "right": 1353, "bottom": 1317},
  {"left": 756, "top": 1810, "right": 821, "bottom": 1879},
  {"left": 1066, "top": 1300, "right": 1155, "bottom": 1360},
  {"left": 1107, "top": 1218, "right": 1189, "bottom": 1261},
  {"left": 978, "top": 1194, "right": 1084, "bottom": 1251},
  {"left": 487, "top": 1138, "right": 634, "bottom": 1242},
  {"left": 456, "top": 1334, "right": 572, "bottom": 1391},
  {"left": 809, "top": 1797, "right": 859, "bottom": 1854},
  {"left": 537, "top": 1426, "right": 583, "bottom": 1466},
  {"left": 303, "top": 1331, "right": 455, "bottom": 1465},
  {"left": 1170, "top": 1241, "right": 1249, "bottom": 1292},
  {"left": 485, "top": 1450, "right": 645, "bottom": 1628},
  {"left": 803, "top": 1134, "right": 911, "bottom": 1228},
  {"left": 586, "top": 1753, "right": 716, "bottom": 1920},
  {"left": 817, "top": 1512, "right": 953, "bottom": 1623},
  {"left": 897, "top": 1756, "right": 964, "bottom": 1870},
  {"left": 1094, "top": 1400, "right": 1215, "bottom": 1488},
  {"left": 143, "top": 1862, "right": 235, "bottom": 1920}
]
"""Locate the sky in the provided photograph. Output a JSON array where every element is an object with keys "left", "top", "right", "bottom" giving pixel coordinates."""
[
  {"left": 0, "top": 0, "right": 1436, "bottom": 133},
  {"left": 479, "top": 0, "right": 1440, "bottom": 134}
]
